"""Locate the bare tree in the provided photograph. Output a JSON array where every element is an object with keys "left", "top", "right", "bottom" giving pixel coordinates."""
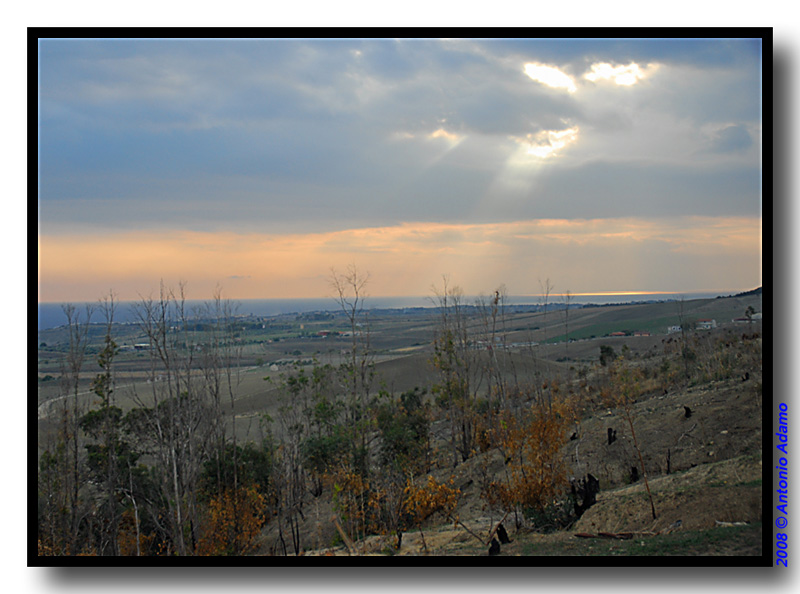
[
  {"left": 329, "top": 265, "right": 373, "bottom": 431},
  {"left": 91, "top": 292, "right": 121, "bottom": 555},
  {"left": 193, "top": 286, "right": 248, "bottom": 551},
  {"left": 130, "top": 281, "right": 215, "bottom": 555},
  {"left": 39, "top": 303, "right": 93, "bottom": 555},
  {"left": 431, "top": 276, "right": 477, "bottom": 464},
  {"left": 676, "top": 296, "right": 694, "bottom": 380},
  {"left": 562, "top": 289, "right": 572, "bottom": 358},
  {"left": 539, "top": 278, "right": 554, "bottom": 348},
  {"left": 536, "top": 278, "right": 555, "bottom": 410},
  {"left": 476, "top": 285, "right": 512, "bottom": 417},
  {"left": 608, "top": 361, "right": 657, "bottom": 520},
  {"left": 59, "top": 302, "right": 93, "bottom": 554}
]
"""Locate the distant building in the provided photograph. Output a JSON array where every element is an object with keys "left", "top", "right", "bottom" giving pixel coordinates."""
[
  {"left": 697, "top": 319, "right": 717, "bottom": 330},
  {"left": 733, "top": 313, "right": 762, "bottom": 323},
  {"left": 610, "top": 331, "right": 626, "bottom": 337},
  {"left": 633, "top": 331, "right": 651, "bottom": 337},
  {"left": 667, "top": 325, "right": 682, "bottom": 334}
]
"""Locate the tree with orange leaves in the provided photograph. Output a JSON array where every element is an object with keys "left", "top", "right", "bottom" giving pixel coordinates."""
[
  {"left": 485, "top": 395, "right": 572, "bottom": 527},
  {"left": 195, "top": 485, "right": 267, "bottom": 556},
  {"left": 401, "top": 475, "right": 461, "bottom": 553}
]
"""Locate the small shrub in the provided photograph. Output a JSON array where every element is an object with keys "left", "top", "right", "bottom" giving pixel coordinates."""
[
  {"left": 524, "top": 497, "right": 575, "bottom": 533},
  {"left": 599, "top": 345, "right": 616, "bottom": 366}
]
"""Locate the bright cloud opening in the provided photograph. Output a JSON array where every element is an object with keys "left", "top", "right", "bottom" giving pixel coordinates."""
[
  {"left": 427, "top": 128, "right": 462, "bottom": 143},
  {"left": 391, "top": 127, "right": 463, "bottom": 146},
  {"left": 523, "top": 63, "right": 577, "bottom": 93},
  {"left": 584, "top": 62, "right": 659, "bottom": 85},
  {"left": 513, "top": 126, "right": 580, "bottom": 159}
]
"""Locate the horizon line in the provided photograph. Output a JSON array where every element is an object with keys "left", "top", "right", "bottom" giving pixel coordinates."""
[{"left": 37, "top": 288, "right": 757, "bottom": 306}]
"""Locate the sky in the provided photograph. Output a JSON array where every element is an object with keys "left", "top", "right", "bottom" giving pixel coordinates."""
[{"left": 37, "top": 36, "right": 764, "bottom": 303}]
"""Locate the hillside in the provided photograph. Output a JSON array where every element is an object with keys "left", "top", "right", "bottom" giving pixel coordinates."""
[
  {"left": 261, "top": 324, "right": 764, "bottom": 557},
  {"left": 36, "top": 292, "right": 764, "bottom": 557}
]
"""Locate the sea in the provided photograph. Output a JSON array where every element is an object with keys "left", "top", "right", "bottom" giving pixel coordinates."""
[{"left": 37, "top": 292, "right": 730, "bottom": 331}]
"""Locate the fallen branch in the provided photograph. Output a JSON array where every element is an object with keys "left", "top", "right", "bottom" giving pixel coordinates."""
[
  {"left": 598, "top": 531, "right": 633, "bottom": 540},
  {"left": 677, "top": 423, "right": 697, "bottom": 443},
  {"left": 332, "top": 517, "right": 357, "bottom": 556},
  {"left": 715, "top": 520, "right": 749, "bottom": 527},
  {"left": 447, "top": 515, "right": 485, "bottom": 545},
  {"left": 574, "top": 530, "right": 658, "bottom": 539},
  {"left": 485, "top": 511, "right": 510, "bottom": 545}
]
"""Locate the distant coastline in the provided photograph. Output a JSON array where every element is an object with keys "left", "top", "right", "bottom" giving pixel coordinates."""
[{"left": 37, "top": 291, "right": 745, "bottom": 331}]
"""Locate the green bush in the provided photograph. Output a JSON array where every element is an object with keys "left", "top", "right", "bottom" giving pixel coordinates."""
[
  {"left": 524, "top": 497, "right": 575, "bottom": 533},
  {"left": 599, "top": 345, "right": 616, "bottom": 366},
  {"left": 301, "top": 431, "right": 350, "bottom": 475},
  {"left": 199, "top": 440, "right": 275, "bottom": 500},
  {"left": 376, "top": 388, "right": 429, "bottom": 472}
]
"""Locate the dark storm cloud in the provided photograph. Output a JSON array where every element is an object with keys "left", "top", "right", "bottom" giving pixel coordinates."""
[{"left": 38, "top": 37, "right": 763, "bottom": 233}]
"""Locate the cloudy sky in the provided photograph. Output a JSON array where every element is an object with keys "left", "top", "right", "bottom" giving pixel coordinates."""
[{"left": 37, "top": 36, "right": 763, "bottom": 302}]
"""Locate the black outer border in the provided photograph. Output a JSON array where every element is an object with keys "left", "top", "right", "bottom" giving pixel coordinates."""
[{"left": 30, "top": 26, "right": 774, "bottom": 573}]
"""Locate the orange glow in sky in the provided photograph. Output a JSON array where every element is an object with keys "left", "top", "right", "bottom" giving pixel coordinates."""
[{"left": 38, "top": 216, "right": 762, "bottom": 303}]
